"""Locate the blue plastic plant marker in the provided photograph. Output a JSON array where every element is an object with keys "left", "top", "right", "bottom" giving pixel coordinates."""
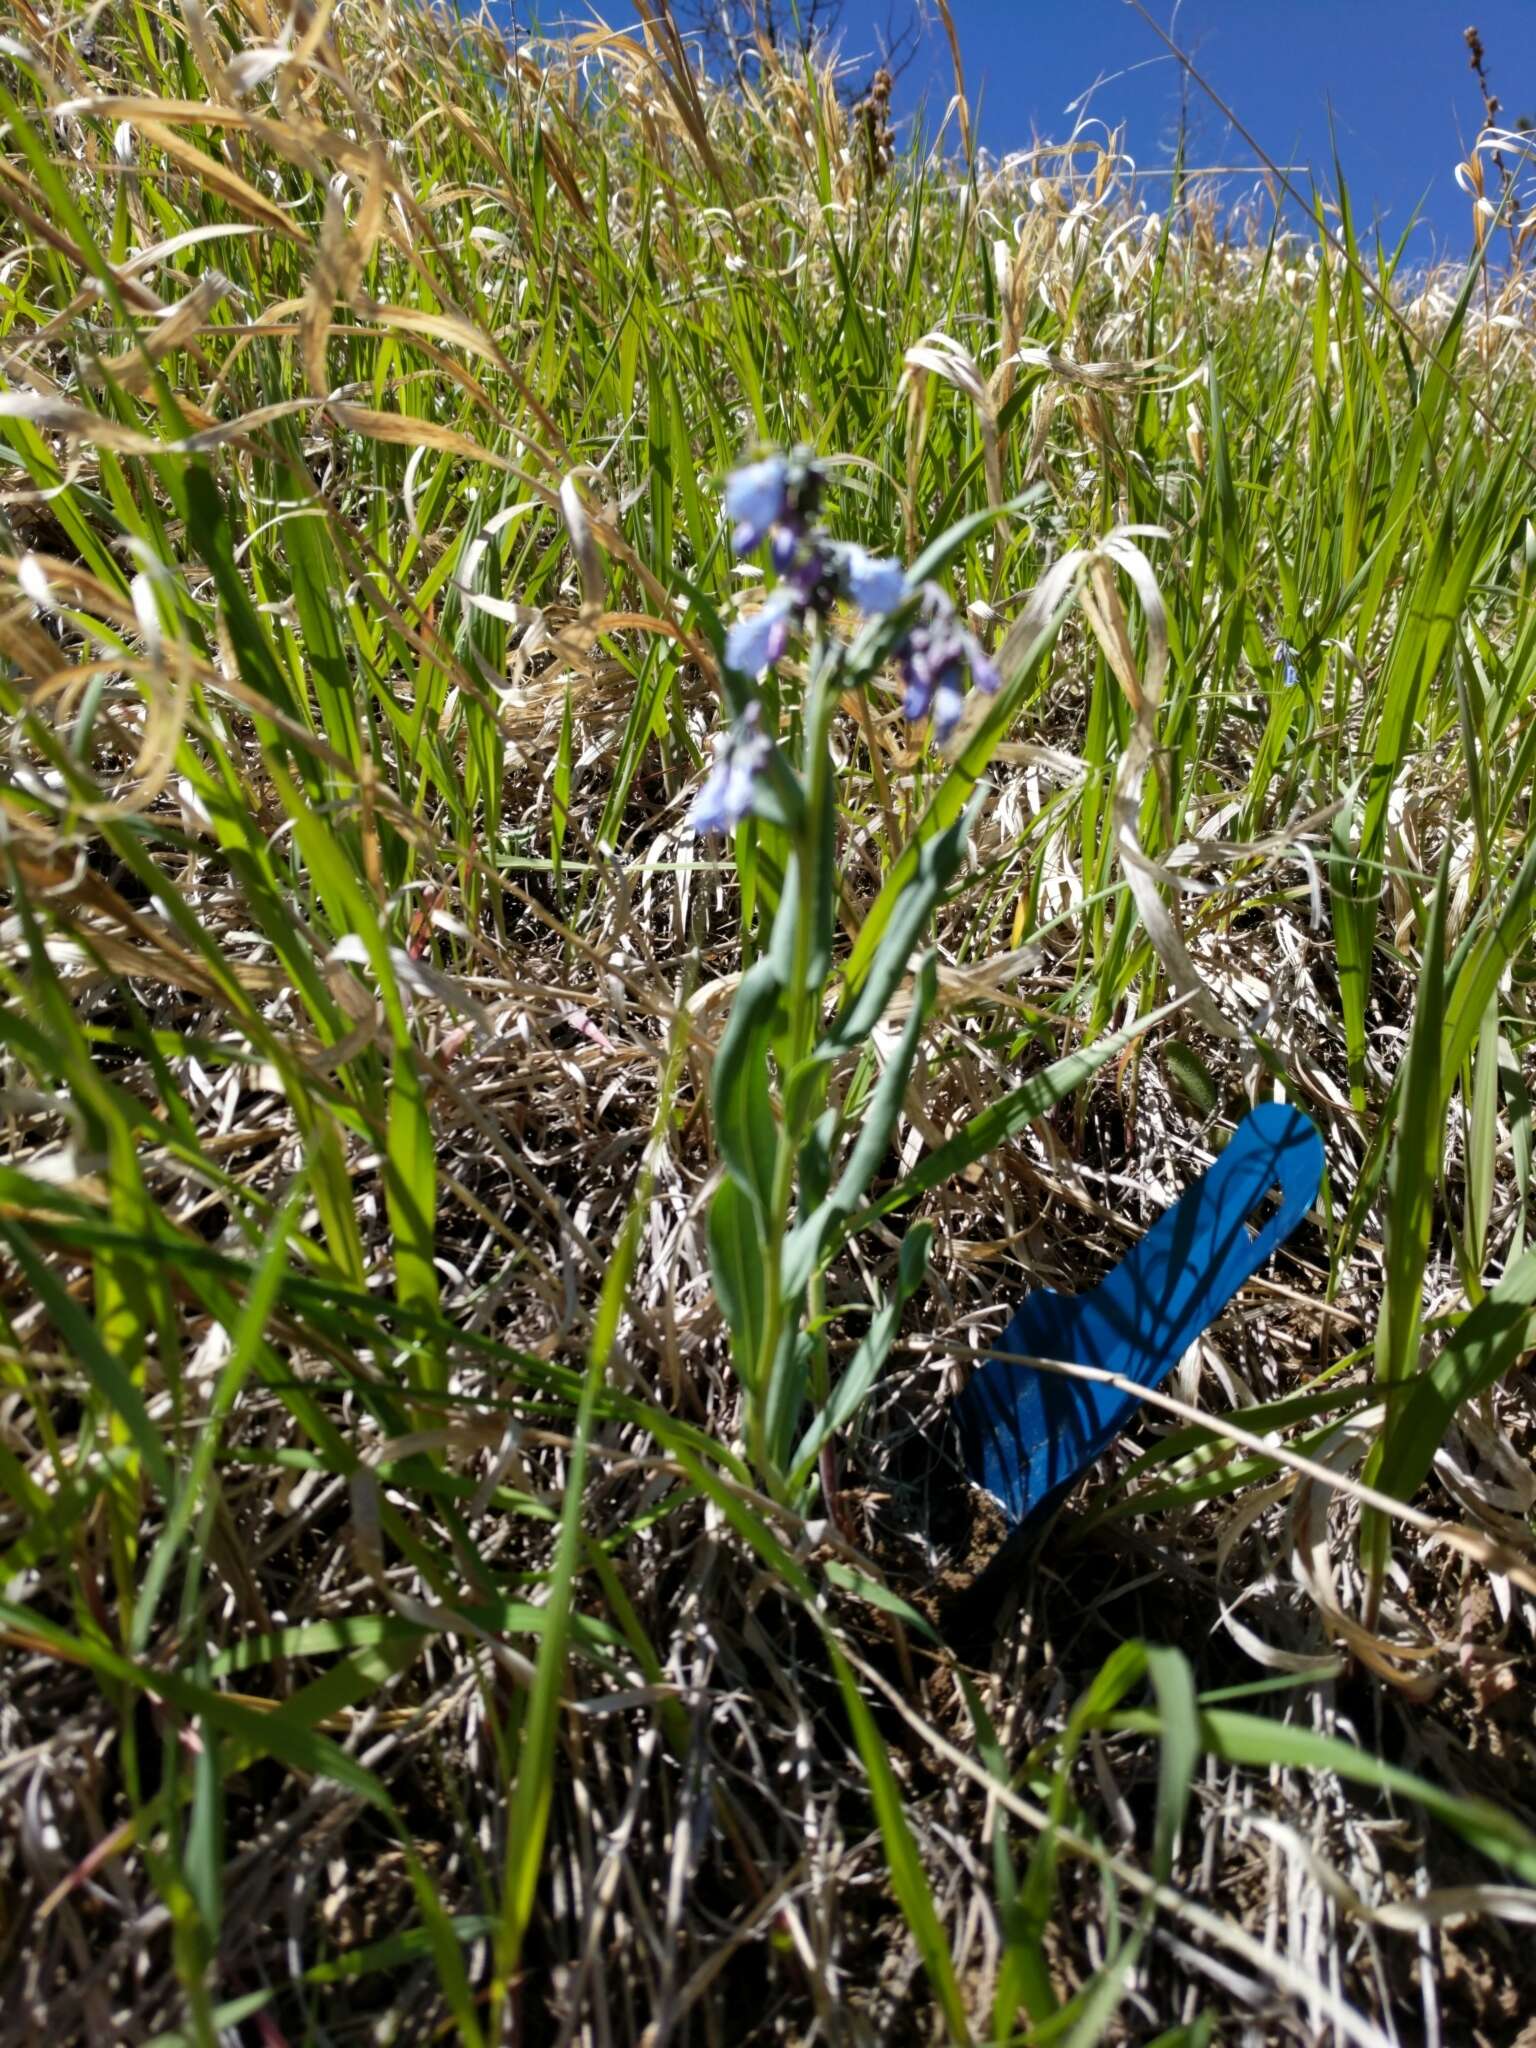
[{"left": 955, "top": 1103, "right": 1324, "bottom": 1528}]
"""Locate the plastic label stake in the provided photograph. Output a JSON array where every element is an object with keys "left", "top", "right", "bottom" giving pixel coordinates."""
[{"left": 955, "top": 1103, "right": 1325, "bottom": 1528}]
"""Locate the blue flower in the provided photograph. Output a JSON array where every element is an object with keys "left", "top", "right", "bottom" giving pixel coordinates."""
[
  {"left": 725, "top": 455, "right": 792, "bottom": 555},
  {"left": 724, "top": 448, "right": 826, "bottom": 558},
  {"left": 689, "top": 702, "right": 772, "bottom": 836},
  {"left": 836, "top": 544, "right": 908, "bottom": 616},
  {"left": 725, "top": 587, "right": 796, "bottom": 678}
]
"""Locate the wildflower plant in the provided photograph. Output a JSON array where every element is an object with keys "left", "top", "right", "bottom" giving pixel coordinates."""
[{"left": 693, "top": 450, "right": 1003, "bottom": 1497}]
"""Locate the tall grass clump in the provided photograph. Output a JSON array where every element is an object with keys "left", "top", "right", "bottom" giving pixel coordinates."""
[{"left": 3, "top": 1, "right": 1536, "bottom": 2040}]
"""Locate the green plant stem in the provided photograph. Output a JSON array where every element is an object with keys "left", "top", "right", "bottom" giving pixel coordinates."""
[{"left": 748, "top": 642, "right": 842, "bottom": 1491}]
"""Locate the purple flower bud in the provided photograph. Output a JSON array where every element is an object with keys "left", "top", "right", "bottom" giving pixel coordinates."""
[
  {"left": 770, "top": 525, "right": 801, "bottom": 574},
  {"left": 901, "top": 673, "right": 931, "bottom": 722},
  {"left": 931, "top": 675, "right": 967, "bottom": 741},
  {"left": 966, "top": 634, "right": 1001, "bottom": 695},
  {"left": 782, "top": 536, "right": 844, "bottom": 614},
  {"left": 724, "top": 588, "right": 795, "bottom": 678},
  {"left": 689, "top": 701, "right": 772, "bottom": 836}
]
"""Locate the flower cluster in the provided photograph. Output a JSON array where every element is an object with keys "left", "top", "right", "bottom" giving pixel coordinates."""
[
  {"left": 893, "top": 586, "right": 1000, "bottom": 743},
  {"left": 719, "top": 451, "right": 906, "bottom": 682},
  {"left": 688, "top": 449, "right": 1000, "bottom": 835},
  {"left": 687, "top": 700, "right": 772, "bottom": 838}
]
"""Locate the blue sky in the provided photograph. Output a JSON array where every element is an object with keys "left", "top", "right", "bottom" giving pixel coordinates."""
[{"left": 825, "top": 1, "right": 1534, "bottom": 255}]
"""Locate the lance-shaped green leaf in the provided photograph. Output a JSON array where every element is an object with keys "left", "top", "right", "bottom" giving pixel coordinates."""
[
  {"left": 708, "top": 1176, "right": 768, "bottom": 1389},
  {"left": 1362, "top": 849, "right": 1448, "bottom": 1592},
  {"left": 1375, "top": 1243, "right": 1536, "bottom": 1510},
  {"left": 710, "top": 956, "right": 784, "bottom": 1216},
  {"left": 789, "top": 1222, "right": 933, "bottom": 1490},
  {"left": 1111, "top": 1706, "right": 1536, "bottom": 1884},
  {"left": 781, "top": 953, "right": 938, "bottom": 1300},
  {"left": 825, "top": 795, "right": 981, "bottom": 1053},
  {"left": 851, "top": 996, "right": 1189, "bottom": 1229}
]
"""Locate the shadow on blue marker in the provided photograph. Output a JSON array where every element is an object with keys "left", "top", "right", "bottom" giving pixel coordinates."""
[{"left": 954, "top": 1102, "right": 1325, "bottom": 1532}]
